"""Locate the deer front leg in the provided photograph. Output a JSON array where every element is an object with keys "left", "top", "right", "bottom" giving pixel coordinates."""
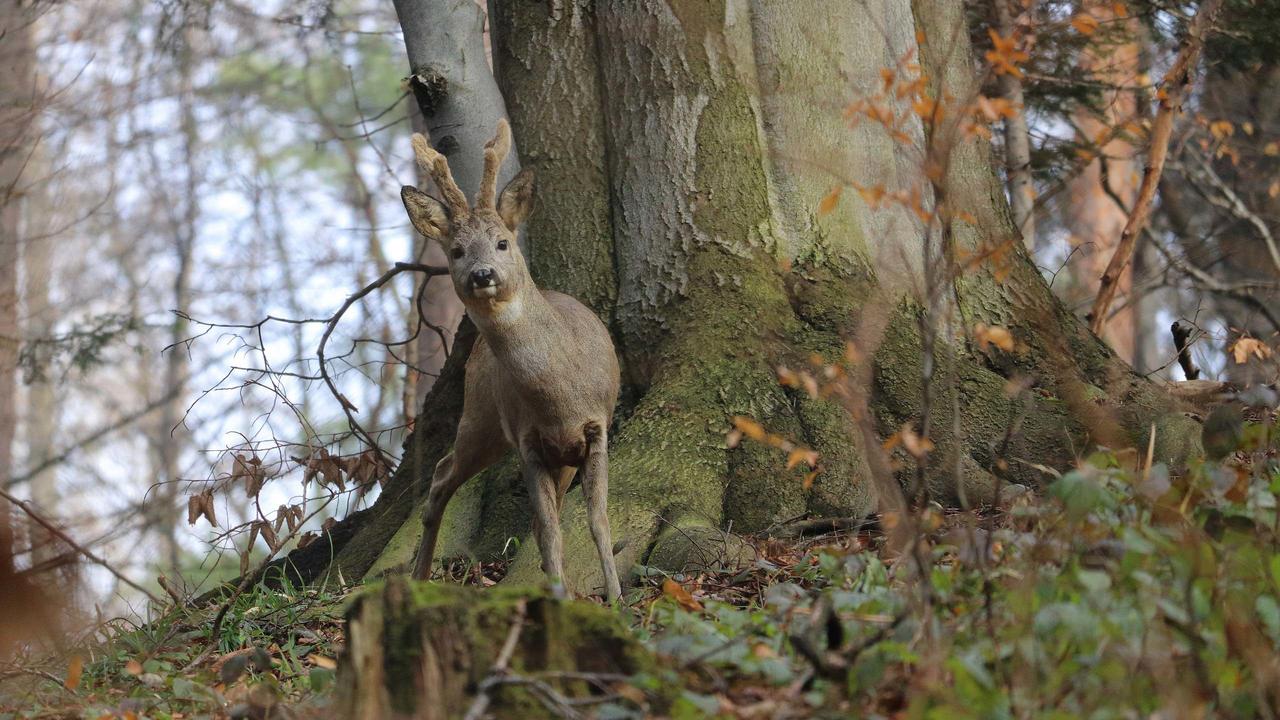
[
  {"left": 582, "top": 426, "right": 622, "bottom": 602},
  {"left": 522, "top": 453, "right": 566, "bottom": 594},
  {"left": 412, "top": 453, "right": 467, "bottom": 581},
  {"left": 413, "top": 426, "right": 507, "bottom": 581}
]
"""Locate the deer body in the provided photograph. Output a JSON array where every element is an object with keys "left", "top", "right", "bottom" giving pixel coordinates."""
[{"left": 400, "top": 121, "right": 623, "bottom": 601}]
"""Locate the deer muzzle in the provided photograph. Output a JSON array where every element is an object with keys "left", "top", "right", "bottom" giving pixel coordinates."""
[{"left": 468, "top": 268, "right": 499, "bottom": 297}]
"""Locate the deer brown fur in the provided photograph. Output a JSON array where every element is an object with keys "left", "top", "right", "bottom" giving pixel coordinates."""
[{"left": 400, "top": 120, "right": 623, "bottom": 601}]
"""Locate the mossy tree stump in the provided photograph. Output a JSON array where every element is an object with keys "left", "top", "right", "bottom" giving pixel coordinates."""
[{"left": 334, "top": 578, "right": 660, "bottom": 719}]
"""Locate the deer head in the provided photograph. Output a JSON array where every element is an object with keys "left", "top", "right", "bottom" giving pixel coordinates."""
[{"left": 401, "top": 120, "right": 535, "bottom": 314}]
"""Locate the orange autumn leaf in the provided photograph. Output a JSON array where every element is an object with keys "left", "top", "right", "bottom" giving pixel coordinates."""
[
  {"left": 1230, "top": 337, "right": 1273, "bottom": 364},
  {"left": 856, "top": 184, "right": 888, "bottom": 206},
  {"left": 899, "top": 423, "right": 935, "bottom": 458},
  {"left": 984, "top": 29, "right": 1028, "bottom": 77},
  {"left": 731, "top": 416, "right": 768, "bottom": 442},
  {"left": 662, "top": 578, "right": 703, "bottom": 612},
  {"left": 818, "top": 186, "right": 842, "bottom": 216},
  {"left": 65, "top": 655, "right": 84, "bottom": 690},
  {"left": 974, "top": 323, "right": 1015, "bottom": 352},
  {"left": 1071, "top": 13, "right": 1099, "bottom": 35},
  {"left": 786, "top": 447, "right": 820, "bottom": 470},
  {"left": 1209, "top": 120, "right": 1234, "bottom": 140},
  {"left": 882, "top": 431, "right": 902, "bottom": 452}
]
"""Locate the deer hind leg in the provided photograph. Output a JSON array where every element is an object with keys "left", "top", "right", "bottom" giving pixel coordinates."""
[
  {"left": 412, "top": 426, "right": 507, "bottom": 581},
  {"left": 522, "top": 453, "right": 567, "bottom": 593},
  {"left": 581, "top": 424, "right": 622, "bottom": 602}
]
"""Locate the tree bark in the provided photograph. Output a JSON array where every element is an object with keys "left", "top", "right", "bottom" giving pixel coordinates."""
[
  {"left": 150, "top": 26, "right": 201, "bottom": 571},
  {"left": 396, "top": 0, "right": 519, "bottom": 402},
  {"left": 271, "top": 0, "right": 1203, "bottom": 598},
  {"left": 994, "top": 0, "right": 1036, "bottom": 251},
  {"left": 334, "top": 578, "right": 661, "bottom": 719}
]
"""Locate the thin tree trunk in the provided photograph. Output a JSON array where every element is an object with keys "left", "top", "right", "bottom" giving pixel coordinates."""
[
  {"left": 22, "top": 146, "right": 59, "bottom": 564},
  {"left": 0, "top": 0, "right": 35, "bottom": 576},
  {"left": 994, "top": 0, "right": 1036, "bottom": 250},
  {"left": 1065, "top": 1, "right": 1143, "bottom": 363},
  {"left": 153, "top": 27, "right": 200, "bottom": 571}
]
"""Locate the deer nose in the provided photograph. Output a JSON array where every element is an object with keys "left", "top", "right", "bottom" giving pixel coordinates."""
[{"left": 470, "top": 268, "right": 496, "bottom": 287}]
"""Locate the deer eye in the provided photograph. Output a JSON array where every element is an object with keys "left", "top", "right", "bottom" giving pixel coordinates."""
[
  {"left": 496, "top": 240, "right": 508, "bottom": 251},
  {"left": 451, "top": 246, "right": 464, "bottom": 260}
]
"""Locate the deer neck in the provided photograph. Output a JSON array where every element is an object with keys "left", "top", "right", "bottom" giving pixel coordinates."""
[{"left": 469, "top": 283, "right": 559, "bottom": 376}]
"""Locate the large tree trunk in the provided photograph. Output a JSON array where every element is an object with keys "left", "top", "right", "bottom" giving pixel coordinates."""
[{"left": 276, "top": 0, "right": 1200, "bottom": 598}]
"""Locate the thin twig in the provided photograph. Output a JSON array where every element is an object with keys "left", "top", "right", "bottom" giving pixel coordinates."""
[
  {"left": 0, "top": 488, "right": 164, "bottom": 605},
  {"left": 464, "top": 598, "right": 529, "bottom": 720},
  {"left": 1089, "top": 0, "right": 1226, "bottom": 334},
  {"left": 316, "top": 261, "right": 447, "bottom": 469}
]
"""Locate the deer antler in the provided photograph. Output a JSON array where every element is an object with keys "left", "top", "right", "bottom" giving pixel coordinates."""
[
  {"left": 477, "top": 119, "right": 512, "bottom": 210},
  {"left": 411, "top": 133, "right": 470, "bottom": 219}
]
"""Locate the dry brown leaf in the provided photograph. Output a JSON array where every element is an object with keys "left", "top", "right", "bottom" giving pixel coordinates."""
[
  {"left": 310, "top": 655, "right": 337, "bottom": 670},
  {"left": 187, "top": 495, "right": 202, "bottom": 526},
  {"left": 662, "top": 578, "right": 703, "bottom": 612}
]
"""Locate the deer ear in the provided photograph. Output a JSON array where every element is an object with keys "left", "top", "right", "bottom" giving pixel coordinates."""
[
  {"left": 401, "top": 186, "right": 450, "bottom": 242},
  {"left": 496, "top": 169, "right": 535, "bottom": 231}
]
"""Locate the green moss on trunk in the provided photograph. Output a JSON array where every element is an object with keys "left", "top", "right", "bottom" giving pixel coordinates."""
[{"left": 334, "top": 578, "right": 667, "bottom": 719}]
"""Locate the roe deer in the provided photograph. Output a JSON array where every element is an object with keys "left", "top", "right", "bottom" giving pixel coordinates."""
[{"left": 400, "top": 120, "right": 623, "bottom": 602}]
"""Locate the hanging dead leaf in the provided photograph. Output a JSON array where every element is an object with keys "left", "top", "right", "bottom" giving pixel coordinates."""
[
  {"left": 188, "top": 490, "right": 217, "bottom": 527},
  {"left": 662, "top": 578, "right": 703, "bottom": 612}
]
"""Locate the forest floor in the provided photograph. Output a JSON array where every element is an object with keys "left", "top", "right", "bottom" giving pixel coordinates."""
[{"left": 2, "top": 422, "right": 1279, "bottom": 719}]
